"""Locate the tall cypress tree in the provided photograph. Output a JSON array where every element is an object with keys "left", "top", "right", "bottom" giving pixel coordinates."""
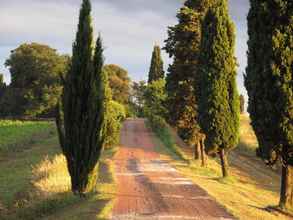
[
  {"left": 245, "top": 0, "right": 293, "bottom": 210},
  {"left": 198, "top": 0, "right": 240, "bottom": 177},
  {"left": 148, "top": 44, "right": 164, "bottom": 83},
  {"left": 164, "top": 0, "right": 211, "bottom": 144},
  {"left": 56, "top": 0, "right": 108, "bottom": 195}
]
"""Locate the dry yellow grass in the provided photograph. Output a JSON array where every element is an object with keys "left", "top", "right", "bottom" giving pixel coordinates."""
[
  {"left": 41, "top": 155, "right": 117, "bottom": 220},
  {"left": 33, "top": 155, "right": 71, "bottom": 194},
  {"left": 153, "top": 114, "right": 291, "bottom": 220}
]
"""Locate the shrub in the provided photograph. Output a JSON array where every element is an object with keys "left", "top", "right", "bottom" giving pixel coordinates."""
[{"left": 105, "top": 101, "right": 126, "bottom": 147}]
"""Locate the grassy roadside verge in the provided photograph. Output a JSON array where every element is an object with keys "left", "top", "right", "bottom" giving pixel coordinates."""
[
  {"left": 0, "top": 124, "right": 117, "bottom": 220},
  {"left": 145, "top": 120, "right": 188, "bottom": 161},
  {"left": 148, "top": 117, "right": 290, "bottom": 220}
]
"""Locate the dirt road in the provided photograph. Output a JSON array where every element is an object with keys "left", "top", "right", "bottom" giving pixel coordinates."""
[{"left": 111, "top": 119, "right": 234, "bottom": 220}]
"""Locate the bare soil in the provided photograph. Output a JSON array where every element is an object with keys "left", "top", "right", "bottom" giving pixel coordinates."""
[{"left": 111, "top": 119, "right": 234, "bottom": 220}]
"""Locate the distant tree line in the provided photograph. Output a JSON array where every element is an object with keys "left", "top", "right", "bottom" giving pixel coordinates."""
[{"left": 0, "top": 48, "right": 131, "bottom": 119}]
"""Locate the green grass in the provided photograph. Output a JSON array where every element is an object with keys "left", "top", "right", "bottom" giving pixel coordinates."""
[
  {"left": 0, "top": 120, "right": 55, "bottom": 153},
  {"left": 0, "top": 123, "right": 117, "bottom": 220},
  {"left": 146, "top": 120, "right": 188, "bottom": 161}
]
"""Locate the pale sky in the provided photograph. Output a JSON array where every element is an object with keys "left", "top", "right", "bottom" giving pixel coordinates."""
[{"left": 0, "top": 0, "right": 249, "bottom": 97}]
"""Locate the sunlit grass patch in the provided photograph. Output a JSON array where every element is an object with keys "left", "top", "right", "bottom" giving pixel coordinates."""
[
  {"left": 237, "top": 115, "right": 258, "bottom": 155},
  {"left": 0, "top": 136, "right": 59, "bottom": 209},
  {"left": 32, "top": 155, "right": 71, "bottom": 194},
  {"left": 39, "top": 154, "right": 117, "bottom": 220}
]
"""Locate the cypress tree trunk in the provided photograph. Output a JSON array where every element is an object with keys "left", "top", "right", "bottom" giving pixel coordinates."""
[
  {"left": 200, "top": 139, "right": 206, "bottom": 167},
  {"left": 194, "top": 141, "right": 201, "bottom": 160},
  {"left": 280, "top": 165, "right": 293, "bottom": 211},
  {"left": 219, "top": 149, "right": 229, "bottom": 178}
]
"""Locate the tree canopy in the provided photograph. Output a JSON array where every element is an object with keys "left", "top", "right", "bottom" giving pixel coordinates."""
[
  {"left": 103, "top": 64, "right": 130, "bottom": 106},
  {"left": 164, "top": 0, "right": 211, "bottom": 144},
  {"left": 144, "top": 79, "right": 167, "bottom": 119},
  {"left": 3, "top": 43, "right": 68, "bottom": 117}
]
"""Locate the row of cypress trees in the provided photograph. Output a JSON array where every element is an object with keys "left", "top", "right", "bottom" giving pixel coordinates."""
[
  {"left": 164, "top": 0, "right": 239, "bottom": 177},
  {"left": 163, "top": 0, "right": 292, "bottom": 211}
]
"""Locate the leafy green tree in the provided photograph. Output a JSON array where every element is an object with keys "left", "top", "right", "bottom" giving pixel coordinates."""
[
  {"left": 4, "top": 43, "right": 68, "bottom": 117},
  {"left": 198, "top": 0, "right": 240, "bottom": 177},
  {"left": 144, "top": 79, "right": 167, "bottom": 119},
  {"left": 103, "top": 64, "right": 130, "bottom": 105},
  {"left": 56, "top": 0, "right": 108, "bottom": 195},
  {"left": 148, "top": 45, "right": 164, "bottom": 83},
  {"left": 239, "top": 94, "right": 245, "bottom": 114},
  {"left": 164, "top": 0, "right": 211, "bottom": 144},
  {"left": 245, "top": 0, "right": 293, "bottom": 210},
  {"left": 129, "top": 80, "right": 146, "bottom": 117}
]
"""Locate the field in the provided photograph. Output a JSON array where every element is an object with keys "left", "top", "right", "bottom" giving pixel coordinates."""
[
  {"left": 0, "top": 120, "right": 55, "bottom": 153},
  {"left": 151, "top": 114, "right": 290, "bottom": 220},
  {"left": 0, "top": 120, "right": 116, "bottom": 220}
]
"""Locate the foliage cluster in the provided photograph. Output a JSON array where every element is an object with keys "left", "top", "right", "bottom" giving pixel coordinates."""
[
  {"left": 143, "top": 79, "right": 167, "bottom": 119},
  {"left": 148, "top": 45, "right": 164, "bottom": 83},
  {"left": 0, "top": 43, "right": 68, "bottom": 117},
  {"left": 129, "top": 81, "right": 146, "bottom": 117},
  {"left": 105, "top": 101, "right": 126, "bottom": 147},
  {"left": 104, "top": 64, "right": 131, "bottom": 106},
  {"left": 245, "top": 0, "right": 293, "bottom": 210},
  {"left": 164, "top": 0, "right": 212, "bottom": 144},
  {"left": 198, "top": 0, "right": 240, "bottom": 158}
]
